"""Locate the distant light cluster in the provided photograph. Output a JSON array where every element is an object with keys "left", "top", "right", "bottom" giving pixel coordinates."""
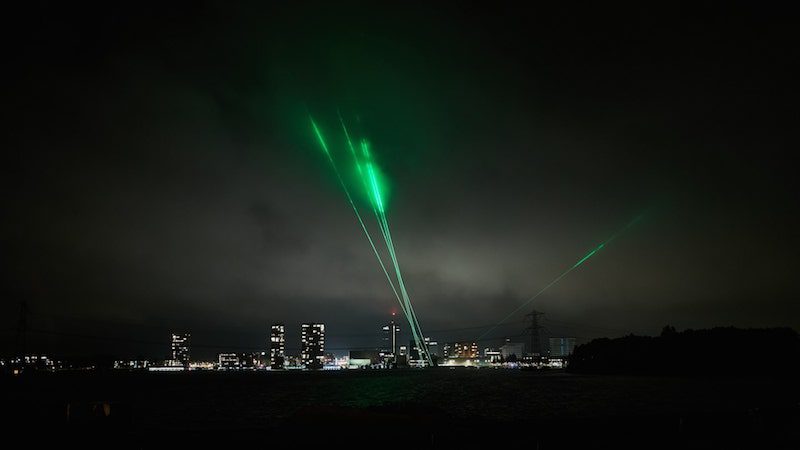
[{"left": 2, "top": 315, "right": 578, "bottom": 374}]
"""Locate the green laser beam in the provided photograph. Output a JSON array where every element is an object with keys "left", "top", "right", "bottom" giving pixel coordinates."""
[
  {"left": 308, "top": 116, "right": 409, "bottom": 319},
  {"left": 310, "top": 118, "right": 331, "bottom": 157},
  {"left": 338, "top": 113, "right": 386, "bottom": 234},
  {"left": 360, "top": 139, "right": 388, "bottom": 214},
  {"left": 360, "top": 137, "right": 372, "bottom": 159},
  {"left": 338, "top": 113, "right": 384, "bottom": 235},
  {"left": 380, "top": 211, "right": 431, "bottom": 365},
  {"left": 367, "top": 163, "right": 385, "bottom": 213},
  {"left": 337, "top": 111, "right": 363, "bottom": 177},
  {"left": 476, "top": 213, "right": 646, "bottom": 342},
  {"left": 380, "top": 213, "right": 417, "bottom": 336},
  {"left": 337, "top": 116, "right": 410, "bottom": 330},
  {"left": 353, "top": 123, "right": 429, "bottom": 363},
  {"left": 312, "top": 113, "right": 431, "bottom": 365},
  {"left": 572, "top": 245, "right": 601, "bottom": 269},
  {"left": 337, "top": 116, "right": 406, "bottom": 321},
  {"left": 368, "top": 166, "right": 429, "bottom": 364},
  {"left": 338, "top": 117, "right": 423, "bottom": 341},
  {"left": 338, "top": 116, "right": 419, "bottom": 344}
]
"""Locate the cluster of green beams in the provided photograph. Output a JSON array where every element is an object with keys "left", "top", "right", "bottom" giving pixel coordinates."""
[{"left": 310, "top": 114, "right": 431, "bottom": 366}]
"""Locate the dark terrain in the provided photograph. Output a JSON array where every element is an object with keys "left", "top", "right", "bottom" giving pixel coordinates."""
[{"left": 3, "top": 369, "right": 798, "bottom": 448}]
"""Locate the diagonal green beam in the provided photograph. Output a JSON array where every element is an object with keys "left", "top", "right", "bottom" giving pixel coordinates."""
[
  {"left": 476, "top": 213, "right": 647, "bottom": 342},
  {"left": 336, "top": 116, "right": 407, "bottom": 322},
  {"left": 317, "top": 114, "right": 431, "bottom": 365},
  {"left": 309, "top": 116, "right": 409, "bottom": 319},
  {"left": 379, "top": 210, "right": 432, "bottom": 365},
  {"left": 354, "top": 133, "right": 430, "bottom": 364}
]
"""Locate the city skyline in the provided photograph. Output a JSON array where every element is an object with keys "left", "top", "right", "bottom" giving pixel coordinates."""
[
  {"left": 7, "top": 306, "right": 591, "bottom": 361},
  {"left": 4, "top": 317, "right": 572, "bottom": 370}
]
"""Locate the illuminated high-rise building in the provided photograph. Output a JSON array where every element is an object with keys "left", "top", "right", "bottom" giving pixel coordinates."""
[
  {"left": 380, "top": 318, "right": 401, "bottom": 367},
  {"left": 408, "top": 339, "right": 428, "bottom": 366},
  {"left": 218, "top": 353, "right": 239, "bottom": 370},
  {"left": 171, "top": 333, "right": 190, "bottom": 367},
  {"left": 270, "top": 323, "right": 286, "bottom": 369},
  {"left": 424, "top": 337, "right": 439, "bottom": 358},
  {"left": 443, "top": 341, "right": 478, "bottom": 359},
  {"left": 484, "top": 348, "right": 502, "bottom": 363},
  {"left": 300, "top": 323, "right": 325, "bottom": 370},
  {"left": 382, "top": 319, "right": 400, "bottom": 354}
]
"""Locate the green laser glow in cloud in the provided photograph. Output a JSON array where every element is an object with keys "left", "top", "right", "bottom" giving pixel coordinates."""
[
  {"left": 476, "top": 214, "right": 645, "bottom": 341},
  {"left": 360, "top": 136, "right": 428, "bottom": 355},
  {"left": 367, "top": 164, "right": 385, "bottom": 213},
  {"left": 309, "top": 114, "right": 431, "bottom": 365},
  {"left": 336, "top": 116, "right": 428, "bottom": 356},
  {"left": 358, "top": 138, "right": 427, "bottom": 361},
  {"left": 309, "top": 116, "right": 408, "bottom": 319}
]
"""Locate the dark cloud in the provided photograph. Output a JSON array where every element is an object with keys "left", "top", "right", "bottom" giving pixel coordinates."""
[{"left": 2, "top": 3, "right": 797, "bottom": 358}]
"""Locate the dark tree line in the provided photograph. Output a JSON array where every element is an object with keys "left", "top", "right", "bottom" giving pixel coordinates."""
[{"left": 568, "top": 326, "right": 800, "bottom": 376}]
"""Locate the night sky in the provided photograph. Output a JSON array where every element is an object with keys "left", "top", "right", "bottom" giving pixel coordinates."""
[{"left": 3, "top": 3, "right": 798, "bottom": 359}]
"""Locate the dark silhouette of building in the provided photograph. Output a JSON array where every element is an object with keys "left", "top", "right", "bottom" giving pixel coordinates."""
[{"left": 526, "top": 309, "right": 546, "bottom": 358}]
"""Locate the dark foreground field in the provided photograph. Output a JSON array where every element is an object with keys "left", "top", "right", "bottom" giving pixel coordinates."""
[{"left": 3, "top": 369, "right": 798, "bottom": 448}]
